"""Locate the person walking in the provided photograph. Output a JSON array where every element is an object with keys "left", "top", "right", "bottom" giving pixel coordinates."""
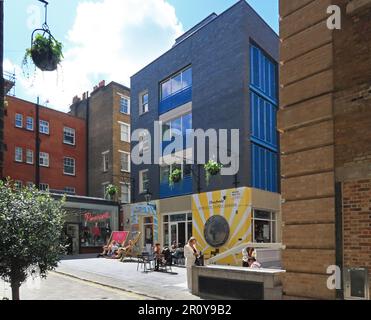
[{"left": 184, "top": 237, "right": 199, "bottom": 291}]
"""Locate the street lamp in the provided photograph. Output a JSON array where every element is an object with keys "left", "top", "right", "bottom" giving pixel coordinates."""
[{"left": 144, "top": 189, "right": 157, "bottom": 210}]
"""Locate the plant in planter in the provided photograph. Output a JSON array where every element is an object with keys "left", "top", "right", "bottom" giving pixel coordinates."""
[
  {"left": 169, "top": 168, "right": 182, "bottom": 187},
  {"left": 105, "top": 184, "right": 119, "bottom": 201},
  {"left": 23, "top": 33, "right": 63, "bottom": 73},
  {"left": 204, "top": 160, "right": 223, "bottom": 186}
]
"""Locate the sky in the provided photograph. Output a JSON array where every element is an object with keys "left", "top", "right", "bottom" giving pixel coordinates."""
[{"left": 4, "top": 0, "right": 278, "bottom": 112}]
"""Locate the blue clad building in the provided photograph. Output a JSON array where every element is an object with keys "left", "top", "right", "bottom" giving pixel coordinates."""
[{"left": 128, "top": 1, "right": 281, "bottom": 256}]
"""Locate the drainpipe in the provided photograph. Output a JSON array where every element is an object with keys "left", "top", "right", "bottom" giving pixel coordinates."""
[
  {"left": 85, "top": 91, "right": 89, "bottom": 196},
  {"left": 35, "top": 97, "right": 40, "bottom": 187}
]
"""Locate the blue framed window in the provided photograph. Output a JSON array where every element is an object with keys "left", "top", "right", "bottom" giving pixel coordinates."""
[
  {"left": 250, "top": 43, "right": 278, "bottom": 193},
  {"left": 162, "top": 113, "right": 192, "bottom": 154}
]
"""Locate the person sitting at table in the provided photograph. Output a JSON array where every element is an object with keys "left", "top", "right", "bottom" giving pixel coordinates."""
[
  {"left": 112, "top": 240, "right": 133, "bottom": 259},
  {"left": 153, "top": 243, "right": 162, "bottom": 271}
]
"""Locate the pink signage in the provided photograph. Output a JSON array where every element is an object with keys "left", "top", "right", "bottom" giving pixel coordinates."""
[{"left": 84, "top": 212, "right": 111, "bottom": 222}]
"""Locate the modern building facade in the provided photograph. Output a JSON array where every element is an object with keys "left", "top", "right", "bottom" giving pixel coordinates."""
[
  {"left": 70, "top": 81, "right": 131, "bottom": 207},
  {"left": 130, "top": 1, "right": 280, "bottom": 261},
  {"left": 279, "top": 0, "right": 371, "bottom": 300},
  {"left": 3, "top": 95, "right": 86, "bottom": 195}
]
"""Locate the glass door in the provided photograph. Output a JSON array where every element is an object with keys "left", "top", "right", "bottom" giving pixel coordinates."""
[{"left": 170, "top": 223, "right": 178, "bottom": 246}]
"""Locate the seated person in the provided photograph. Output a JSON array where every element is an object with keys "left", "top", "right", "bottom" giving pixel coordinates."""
[
  {"left": 242, "top": 247, "right": 257, "bottom": 267},
  {"left": 172, "top": 245, "right": 184, "bottom": 264},
  {"left": 247, "top": 256, "right": 262, "bottom": 269},
  {"left": 97, "top": 240, "right": 119, "bottom": 258},
  {"left": 112, "top": 240, "right": 133, "bottom": 259},
  {"left": 153, "top": 243, "right": 162, "bottom": 271}
]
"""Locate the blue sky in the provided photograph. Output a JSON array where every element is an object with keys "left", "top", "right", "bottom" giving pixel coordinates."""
[{"left": 4, "top": 0, "right": 278, "bottom": 111}]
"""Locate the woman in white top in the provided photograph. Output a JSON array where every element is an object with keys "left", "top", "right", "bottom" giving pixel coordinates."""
[
  {"left": 242, "top": 247, "right": 257, "bottom": 267},
  {"left": 184, "top": 237, "right": 199, "bottom": 291}
]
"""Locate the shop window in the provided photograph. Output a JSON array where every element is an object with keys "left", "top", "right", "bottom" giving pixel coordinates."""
[{"left": 252, "top": 209, "right": 276, "bottom": 243}]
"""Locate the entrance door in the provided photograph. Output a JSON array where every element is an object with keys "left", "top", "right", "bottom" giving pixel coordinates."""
[{"left": 170, "top": 222, "right": 186, "bottom": 248}]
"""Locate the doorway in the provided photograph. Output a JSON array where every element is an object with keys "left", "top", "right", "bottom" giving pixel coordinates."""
[
  {"left": 65, "top": 223, "right": 80, "bottom": 255},
  {"left": 163, "top": 213, "right": 192, "bottom": 248}
]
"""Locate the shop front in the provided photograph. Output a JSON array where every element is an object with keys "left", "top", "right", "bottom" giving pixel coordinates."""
[
  {"left": 53, "top": 194, "right": 119, "bottom": 254},
  {"left": 192, "top": 187, "right": 281, "bottom": 266}
]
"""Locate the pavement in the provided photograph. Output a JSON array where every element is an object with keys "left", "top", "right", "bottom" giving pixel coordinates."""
[
  {"left": 54, "top": 254, "right": 201, "bottom": 300},
  {"left": 1, "top": 272, "right": 150, "bottom": 300}
]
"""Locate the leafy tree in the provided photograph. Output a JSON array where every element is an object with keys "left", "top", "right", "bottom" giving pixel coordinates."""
[{"left": 0, "top": 180, "right": 66, "bottom": 300}]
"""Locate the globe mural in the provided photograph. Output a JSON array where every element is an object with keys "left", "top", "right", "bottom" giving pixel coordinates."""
[{"left": 204, "top": 215, "right": 230, "bottom": 248}]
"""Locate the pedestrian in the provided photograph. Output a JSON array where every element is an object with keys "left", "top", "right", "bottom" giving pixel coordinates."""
[{"left": 184, "top": 237, "right": 199, "bottom": 291}]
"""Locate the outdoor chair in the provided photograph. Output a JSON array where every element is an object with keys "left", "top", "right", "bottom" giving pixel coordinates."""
[
  {"left": 120, "top": 232, "right": 142, "bottom": 262},
  {"left": 137, "top": 251, "right": 154, "bottom": 273}
]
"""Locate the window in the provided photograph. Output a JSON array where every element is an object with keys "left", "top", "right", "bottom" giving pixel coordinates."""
[
  {"left": 163, "top": 213, "right": 192, "bottom": 247},
  {"left": 160, "top": 163, "right": 191, "bottom": 184},
  {"left": 15, "top": 114, "right": 23, "bottom": 128},
  {"left": 26, "top": 182, "right": 34, "bottom": 188},
  {"left": 26, "top": 117, "right": 34, "bottom": 131},
  {"left": 39, "top": 183, "right": 49, "bottom": 192},
  {"left": 120, "top": 123, "right": 130, "bottom": 142},
  {"left": 252, "top": 210, "right": 276, "bottom": 243},
  {"left": 63, "top": 157, "right": 75, "bottom": 175},
  {"left": 120, "top": 96, "right": 130, "bottom": 114},
  {"left": 63, "top": 127, "right": 76, "bottom": 145},
  {"left": 102, "top": 151, "right": 109, "bottom": 172},
  {"left": 162, "top": 113, "right": 192, "bottom": 140},
  {"left": 139, "top": 91, "right": 149, "bottom": 115},
  {"left": 120, "top": 151, "right": 130, "bottom": 172},
  {"left": 64, "top": 187, "right": 76, "bottom": 195},
  {"left": 15, "top": 147, "right": 23, "bottom": 162},
  {"left": 139, "top": 130, "right": 150, "bottom": 156},
  {"left": 102, "top": 182, "right": 110, "bottom": 199},
  {"left": 120, "top": 183, "right": 130, "bottom": 203},
  {"left": 26, "top": 149, "right": 34, "bottom": 164},
  {"left": 39, "top": 120, "right": 49, "bottom": 134},
  {"left": 39, "top": 152, "right": 49, "bottom": 167},
  {"left": 161, "top": 67, "right": 192, "bottom": 101},
  {"left": 14, "top": 180, "right": 22, "bottom": 190},
  {"left": 139, "top": 170, "right": 149, "bottom": 193}
]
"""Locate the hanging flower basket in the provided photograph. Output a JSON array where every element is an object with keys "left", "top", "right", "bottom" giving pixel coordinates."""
[
  {"left": 204, "top": 160, "right": 223, "bottom": 186},
  {"left": 23, "top": 32, "right": 63, "bottom": 72},
  {"left": 169, "top": 169, "right": 182, "bottom": 187},
  {"left": 105, "top": 184, "right": 119, "bottom": 200}
]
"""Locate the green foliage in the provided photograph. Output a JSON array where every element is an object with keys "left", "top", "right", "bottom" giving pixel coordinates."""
[
  {"left": 169, "top": 168, "right": 182, "bottom": 187},
  {"left": 204, "top": 160, "right": 223, "bottom": 186},
  {"left": 23, "top": 33, "right": 63, "bottom": 72},
  {"left": 0, "top": 180, "right": 66, "bottom": 299},
  {"left": 105, "top": 184, "right": 119, "bottom": 197}
]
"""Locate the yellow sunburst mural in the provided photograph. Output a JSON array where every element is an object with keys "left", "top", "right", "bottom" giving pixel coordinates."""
[{"left": 192, "top": 187, "right": 253, "bottom": 266}]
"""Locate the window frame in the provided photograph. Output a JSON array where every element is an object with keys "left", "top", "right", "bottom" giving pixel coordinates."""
[
  {"left": 39, "top": 152, "right": 50, "bottom": 167},
  {"left": 102, "top": 151, "right": 109, "bottom": 172},
  {"left": 63, "top": 127, "right": 76, "bottom": 146},
  {"left": 139, "top": 91, "right": 149, "bottom": 115},
  {"left": 15, "top": 147, "right": 23, "bottom": 162},
  {"left": 139, "top": 169, "right": 149, "bottom": 194},
  {"left": 252, "top": 209, "right": 277, "bottom": 244},
  {"left": 26, "top": 149, "right": 34, "bottom": 164},
  {"left": 119, "top": 95, "right": 130, "bottom": 115},
  {"left": 15, "top": 114, "right": 23, "bottom": 128},
  {"left": 160, "top": 66, "right": 192, "bottom": 101},
  {"left": 39, "top": 120, "right": 50, "bottom": 135},
  {"left": 63, "top": 157, "right": 76, "bottom": 176},
  {"left": 39, "top": 183, "right": 49, "bottom": 192},
  {"left": 119, "top": 122, "right": 131, "bottom": 143},
  {"left": 120, "top": 183, "right": 131, "bottom": 204},
  {"left": 119, "top": 151, "right": 130, "bottom": 173},
  {"left": 26, "top": 116, "right": 34, "bottom": 131}
]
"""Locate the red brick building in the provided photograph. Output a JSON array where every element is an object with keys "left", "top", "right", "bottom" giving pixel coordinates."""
[{"left": 4, "top": 95, "right": 87, "bottom": 195}]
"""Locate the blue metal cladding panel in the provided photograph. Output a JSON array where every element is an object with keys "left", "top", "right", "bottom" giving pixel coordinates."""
[
  {"left": 251, "top": 143, "right": 278, "bottom": 193},
  {"left": 160, "top": 175, "right": 193, "bottom": 199},
  {"left": 159, "top": 86, "right": 192, "bottom": 115}
]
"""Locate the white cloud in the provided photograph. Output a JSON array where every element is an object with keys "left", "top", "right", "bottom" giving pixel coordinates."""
[{"left": 8, "top": 0, "right": 183, "bottom": 112}]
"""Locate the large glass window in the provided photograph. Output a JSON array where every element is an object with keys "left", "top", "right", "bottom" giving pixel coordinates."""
[
  {"left": 252, "top": 210, "right": 276, "bottom": 243},
  {"left": 160, "top": 67, "right": 192, "bottom": 101},
  {"left": 162, "top": 113, "right": 192, "bottom": 140},
  {"left": 162, "top": 213, "right": 192, "bottom": 248}
]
